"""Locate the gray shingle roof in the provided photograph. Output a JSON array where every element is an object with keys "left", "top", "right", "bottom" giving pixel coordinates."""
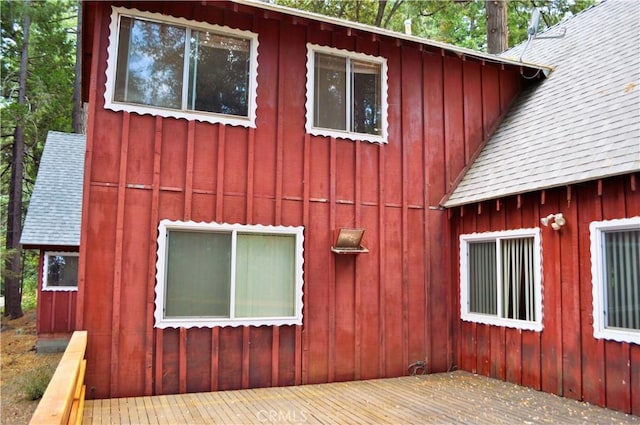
[
  {"left": 443, "top": 0, "right": 640, "bottom": 207},
  {"left": 21, "top": 131, "right": 86, "bottom": 247}
]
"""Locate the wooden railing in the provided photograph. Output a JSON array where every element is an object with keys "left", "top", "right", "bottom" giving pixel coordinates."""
[{"left": 30, "top": 330, "right": 87, "bottom": 425}]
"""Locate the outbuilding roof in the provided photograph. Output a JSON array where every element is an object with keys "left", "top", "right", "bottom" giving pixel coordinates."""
[
  {"left": 442, "top": 0, "right": 640, "bottom": 207},
  {"left": 21, "top": 131, "right": 86, "bottom": 247}
]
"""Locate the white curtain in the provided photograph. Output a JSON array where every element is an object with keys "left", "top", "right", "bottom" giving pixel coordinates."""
[
  {"left": 235, "top": 234, "right": 295, "bottom": 318},
  {"left": 501, "top": 238, "right": 534, "bottom": 321}
]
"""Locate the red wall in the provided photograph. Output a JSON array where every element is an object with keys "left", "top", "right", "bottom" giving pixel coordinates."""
[
  {"left": 36, "top": 251, "right": 77, "bottom": 337},
  {"left": 79, "top": 1, "right": 529, "bottom": 398},
  {"left": 451, "top": 174, "right": 640, "bottom": 415}
]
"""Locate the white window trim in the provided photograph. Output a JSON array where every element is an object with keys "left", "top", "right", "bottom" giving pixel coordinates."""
[
  {"left": 155, "top": 220, "right": 304, "bottom": 329},
  {"left": 305, "top": 43, "right": 389, "bottom": 144},
  {"left": 590, "top": 216, "right": 640, "bottom": 345},
  {"left": 43, "top": 251, "right": 79, "bottom": 292},
  {"left": 105, "top": 6, "right": 259, "bottom": 127},
  {"left": 459, "top": 228, "right": 543, "bottom": 332}
]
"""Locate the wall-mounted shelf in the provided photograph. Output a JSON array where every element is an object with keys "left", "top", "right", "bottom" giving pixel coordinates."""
[{"left": 331, "top": 228, "right": 369, "bottom": 255}]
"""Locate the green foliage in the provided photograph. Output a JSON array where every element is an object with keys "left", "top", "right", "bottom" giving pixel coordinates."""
[
  {"left": 1, "top": 0, "right": 77, "bottom": 304},
  {"left": 22, "top": 250, "right": 38, "bottom": 311},
  {"left": 276, "top": 0, "right": 595, "bottom": 52},
  {"left": 1, "top": 0, "right": 77, "bottom": 188},
  {"left": 18, "top": 362, "right": 56, "bottom": 400}
]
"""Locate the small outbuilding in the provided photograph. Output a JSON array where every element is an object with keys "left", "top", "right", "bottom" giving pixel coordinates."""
[{"left": 21, "top": 131, "right": 86, "bottom": 352}]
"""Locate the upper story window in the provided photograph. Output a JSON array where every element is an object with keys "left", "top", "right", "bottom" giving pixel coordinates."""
[
  {"left": 43, "top": 252, "right": 79, "bottom": 291},
  {"left": 306, "top": 44, "right": 388, "bottom": 144},
  {"left": 105, "top": 7, "right": 258, "bottom": 127},
  {"left": 590, "top": 217, "right": 640, "bottom": 344},
  {"left": 460, "top": 228, "right": 543, "bottom": 332},
  {"left": 154, "top": 220, "right": 304, "bottom": 328}
]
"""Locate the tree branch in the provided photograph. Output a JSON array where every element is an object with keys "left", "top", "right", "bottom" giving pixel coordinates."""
[{"left": 383, "top": 0, "right": 404, "bottom": 28}]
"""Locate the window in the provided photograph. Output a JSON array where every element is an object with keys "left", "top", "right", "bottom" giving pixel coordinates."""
[
  {"left": 306, "top": 44, "right": 388, "bottom": 144},
  {"left": 43, "top": 252, "right": 79, "bottom": 291},
  {"left": 105, "top": 7, "right": 258, "bottom": 127},
  {"left": 590, "top": 217, "right": 640, "bottom": 344},
  {"left": 460, "top": 229, "right": 542, "bottom": 331},
  {"left": 154, "top": 221, "right": 304, "bottom": 328}
]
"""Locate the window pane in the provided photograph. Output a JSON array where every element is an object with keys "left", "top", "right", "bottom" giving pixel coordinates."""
[
  {"left": 46, "top": 255, "right": 78, "bottom": 287},
  {"left": 188, "top": 31, "right": 250, "bottom": 116},
  {"left": 468, "top": 242, "right": 497, "bottom": 315},
  {"left": 165, "top": 231, "right": 231, "bottom": 317},
  {"left": 314, "top": 53, "right": 346, "bottom": 130},
  {"left": 352, "top": 60, "right": 381, "bottom": 135},
  {"left": 604, "top": 229, "right": 640, "bottom": 330},
  {"left": 502, "top": 237, "right": 535, "bottom": 321},
  {"left": 235, "top": 234, "right": 296, "bottom": 318},
  {"left": 115, "top": 17, "right": 185, "bottom": 109}
]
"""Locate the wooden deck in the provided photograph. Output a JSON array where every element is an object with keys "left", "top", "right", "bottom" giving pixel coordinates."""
[{"left": 83, "top": 371, "right": 638, "bottom": 424}]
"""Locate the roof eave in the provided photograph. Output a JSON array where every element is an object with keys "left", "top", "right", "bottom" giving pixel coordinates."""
[
  {"left": 441, "top": 170, "right": 640, "bottom": 209},
  {"left": 232, "top": 0, "right": 552, "bottom": 74}
]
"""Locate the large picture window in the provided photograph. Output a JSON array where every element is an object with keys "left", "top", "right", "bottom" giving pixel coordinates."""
[
  {"left": 460, "top": 229, "right": 543, "bottom": 331},
  {"left": 105, "top": 7, "right": 258, "bottom": 127},
  {"left": 154, "top": 221, "right": 304, "bottom": 328},
  {"left": 590, "top": 217, "right": 640, "bottom": 344},
  {"left": 306, "top": 44, "right": 388, "bottom": 144},
  {"left": 43, "top": 252, "right": 79, "bottom": 291}
]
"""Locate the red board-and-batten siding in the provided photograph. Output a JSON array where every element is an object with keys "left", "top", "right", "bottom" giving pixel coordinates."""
[
  {"left": 451, "top": 174, "right": 640, "bottom": 415},
  {"left": 36, "top": 250, "right": 77, "bottom": 337},
  {"left": 78, "top": 1, "right": 527, "bottom": 399}
]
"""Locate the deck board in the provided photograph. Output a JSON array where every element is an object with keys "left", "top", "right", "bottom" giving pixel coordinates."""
[{"left": 83, "top": 371, "right": 638, "bottom": 424}]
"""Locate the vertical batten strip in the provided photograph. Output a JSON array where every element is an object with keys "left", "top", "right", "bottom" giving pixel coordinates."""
[
  {"left": 211, "top": 120, "right": 226, "bottom": 391},
  {"left": 246, "top": 128, "right": 255, "bottom": 223},
  {"left": 155, "top": 331, "right": 163, "bottom": 394},
  {"left": 215, "top": 125, "right": 226, "bottom": 222},
  {"left": 271, "top": 327, "right": 280, "bottom": 386},
  {"left": 400, "top": 50, "right": 410, "bottom": 374},
  {"left": 184, "top": 121, "right": 195, "bottom": 221},
  {"left": 145, "top": 117, "right": 162, "bottom": 395},
  {"left": 242, "top": 326, "right": 250, "bottom": 389},
  {"left": 211, "top": 327, "right": 219, "bottom": 391},
  {"left": 554, "top": 215, "right": 564, "bottom": 393},
  {"left": 151, "top": 117, "right": 164, "bottom": 395},
  {"left": 328, "top": 136, "right": 337, "bottom": 382},
  {"left": 50, "top": 295, "right": 57, "bottom": 336},
  {"left": 378, "top": 144, "right": 387, "bottom": 377},
  {"left": 300, "top": 133, "right": 311, "bottom": 385},
  {"left": 179, "top": 328, "right": 187, "bottom": 393},
  {"left": 182, "top": 120, "right": 194, "bottom": 391},
  {"left": 110, "top": 112, "right": 130, "bottom": 396},
  {"left": 275, "top": 57, "right": 284, "bottom": 225},
  {"left": 271, "top": 25, "right": 287, "bottom": 386},
  {"left": 354, "top": 139, "right": 362, "bottom": 380}
]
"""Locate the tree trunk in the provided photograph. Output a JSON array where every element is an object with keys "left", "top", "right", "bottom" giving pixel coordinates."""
[
  {"left": 72, "top": 0, "right": 83, "bottom": 134},
  {"left": 4, "top": 1, "right": 30, "bottom": 319},
  {"left": 374, "top": 1, "right": 387, "bottom": 27},
  {"left": 486, "top": 0, "right": 508, "bottom": 54}
]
